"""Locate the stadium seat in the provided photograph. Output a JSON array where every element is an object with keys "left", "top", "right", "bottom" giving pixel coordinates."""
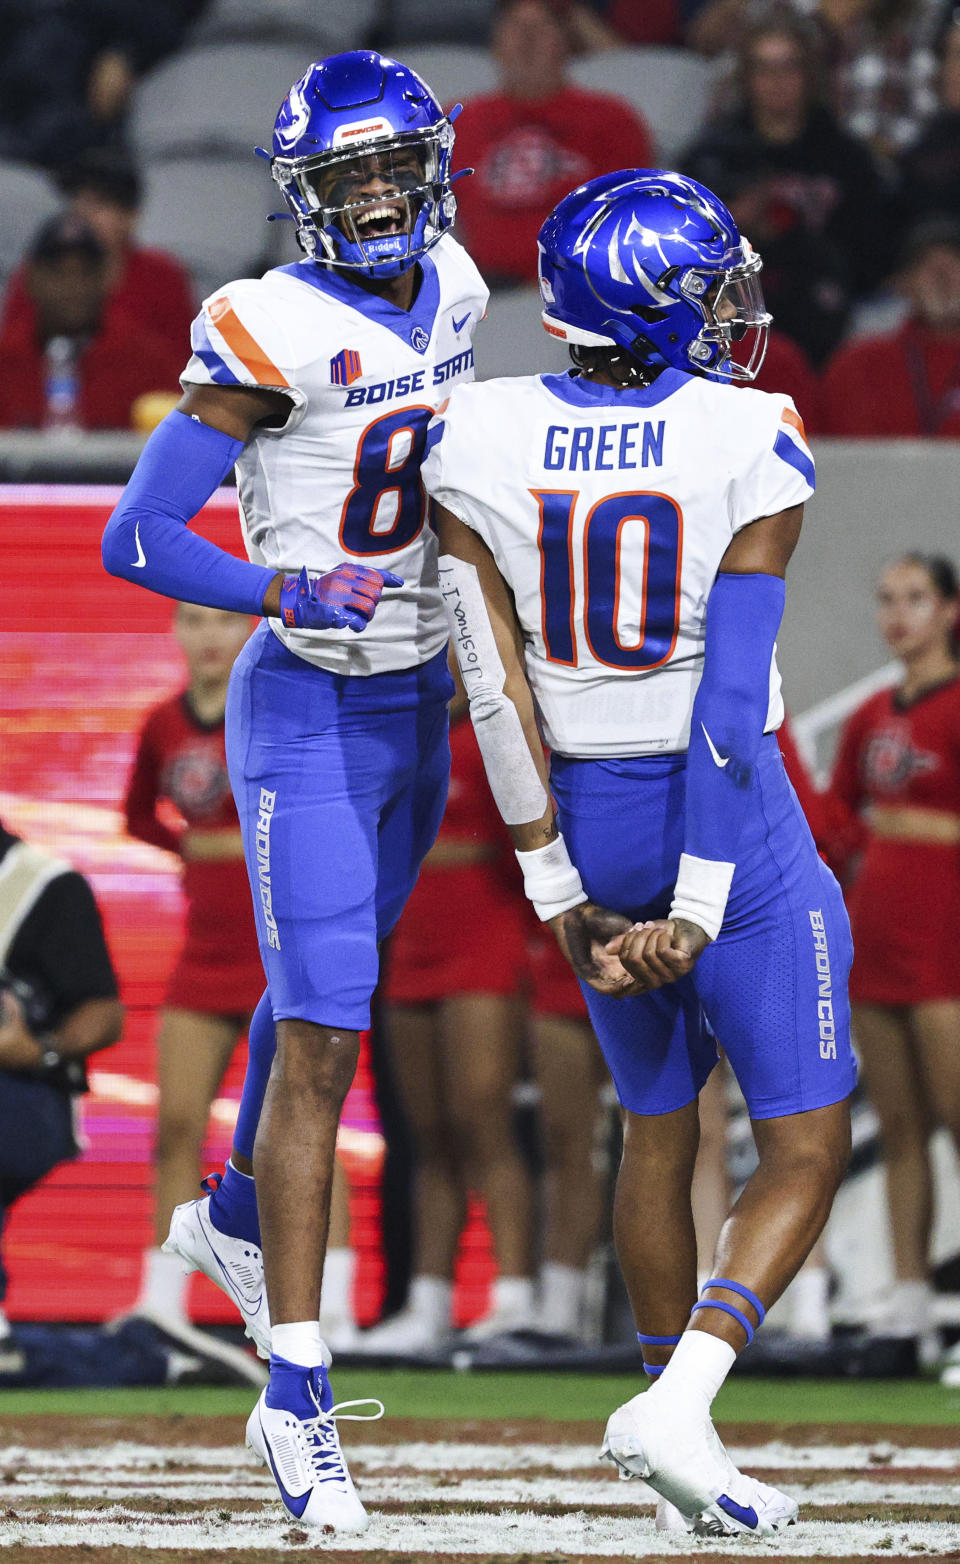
[
  {"left": 475, "top": 285, "right": 570, "bottom": 382},
  {"left": 397, "top": 44, "right": 498, "bottom": 108},
  {"left": 186, "top": 0, "right": 378, "bottom": 50},
  {"left": 129, "top": 44, "right": 315, "bottom": 161},
  {"left": 568, "top": 47, "right": 720, "bottom": 165},
  {"left": 0, "top": 163, "right": 60, "bottom": 289},
  {"left": 138, "top": 159, "right": 279, "bottom": 301},
  {"left": 383, "top": 1, "right": 496, "bottom": 46}
]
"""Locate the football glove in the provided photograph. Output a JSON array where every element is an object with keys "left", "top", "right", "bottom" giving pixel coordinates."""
[{"left": 279, "top": 563, "right": 403, "bottom": 633}]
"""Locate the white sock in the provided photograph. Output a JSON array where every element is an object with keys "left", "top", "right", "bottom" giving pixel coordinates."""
[
  {"left": 789, "top": 1266, "right": 831, "bottom": 1338},
  {"left": 652, "top": 1329, "right": 737, "bottom": 1413},
  {"left": 320, "top": 1247, "right": 355, "bottom": 1321},
  {"left": 272, "top": 1321, "right": 328, "bottom": 1368},
  {"left": 137, "top": 1247, "right": 189, "bottom": 1319},
  {"left": 408, "top": 1275, "right": 453, "bottom": 1324},
  {"left": 493, "top": 1276, "right": 535, "bottom": 1317},
  {"left": 0, "top": 1306, "right": 11, "bottom": 1342},
  {"left": 538, "top": 1263, "right": 585, "bottom": 1336}
]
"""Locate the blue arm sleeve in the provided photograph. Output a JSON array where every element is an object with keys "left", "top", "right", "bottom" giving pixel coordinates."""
[
  {"left": 102, "top": 410, "right": 278, "bottom": 614},
  {"left": 683, "top": 572, "right": 786, "bottom": 866}
]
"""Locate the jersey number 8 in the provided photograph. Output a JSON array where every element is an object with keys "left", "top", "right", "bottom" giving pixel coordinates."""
[
  {"left": 533, "top": 489, "right": 683, "bottom": 671},
  {"left": 339, "top": 406, "right": 433, "bottom": 557}
]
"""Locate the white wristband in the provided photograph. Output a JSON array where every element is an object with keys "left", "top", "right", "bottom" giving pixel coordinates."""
[
  {"left": 515, "top": 835, "right": 587, "bottom": 922},
  {"left": 668, "top": 852, "right": 735, "bottom": 942}
]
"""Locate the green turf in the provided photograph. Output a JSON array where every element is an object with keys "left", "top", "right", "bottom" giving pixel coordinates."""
[{"left": 1, "top": 1373, "right": 957, "bottom": 1424}]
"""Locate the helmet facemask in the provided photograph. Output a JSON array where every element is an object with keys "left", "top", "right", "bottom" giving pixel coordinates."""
[
  {"left": 273, "top": 123, "right": 456, "bottom": 277},
  {"left": 678, "top": 242, "right": 771, "bottom": 382}
]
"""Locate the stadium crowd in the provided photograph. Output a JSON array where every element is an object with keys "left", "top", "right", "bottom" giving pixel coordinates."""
[{"left": 1, "top": 0, "right": 959, "bottom": 435}]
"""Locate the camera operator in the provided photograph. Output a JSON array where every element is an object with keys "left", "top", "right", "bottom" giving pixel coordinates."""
[{"left": 0, "top": 819, "right": 123, "bottom": 1355}]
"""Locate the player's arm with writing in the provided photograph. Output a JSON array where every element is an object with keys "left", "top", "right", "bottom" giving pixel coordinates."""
[
  {"left": 435, "top": 504, "right": 633, "bottom": 995},
  {"left": 102, "top": 384, "right": 399, "bottom": 631},
  {"left": 618, "top": 503, "right": 803, "bottom": 991}
]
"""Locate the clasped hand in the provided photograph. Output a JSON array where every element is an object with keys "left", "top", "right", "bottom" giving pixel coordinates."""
[
  {"left": 280, "top": 563, "right": 403, "bottom": 633},
  {"left": 552, "top": 905, "right": 710, "bottom": 996}
]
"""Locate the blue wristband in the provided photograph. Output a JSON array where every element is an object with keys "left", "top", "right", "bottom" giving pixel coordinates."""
[{"left": 102, "top": 410, "right": 277, "bottom": 614}]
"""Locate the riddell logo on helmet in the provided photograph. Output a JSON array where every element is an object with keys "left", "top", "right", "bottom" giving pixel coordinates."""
[{"left": 333, "top": 118, "right": 392, "bottom": 146}]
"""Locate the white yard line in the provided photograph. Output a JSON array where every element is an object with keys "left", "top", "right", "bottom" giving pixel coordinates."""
[
  {"left": 6, "top": 1475, "right": 960, "bottom": 1509},
  {"left": 1, "top": 1510, "right": 960, "bottom": 1556},
  {"left": 6, "top": 1441, "right": 958, "bottom": 1474}
]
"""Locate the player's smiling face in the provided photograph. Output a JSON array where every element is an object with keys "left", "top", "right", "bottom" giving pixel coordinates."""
[{"left": 309, "top": 147, "right": 426, "bottom": 241}]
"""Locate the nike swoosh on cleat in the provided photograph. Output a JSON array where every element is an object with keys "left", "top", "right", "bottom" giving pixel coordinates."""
[
  {"left": 716, "top": 1495, "right": 759, "bottom": 1529},
  {"left": 452, "top": 311, "right": 471, "bottom": 334},
  {"left": 701, "top": 722, "right": 730, "bottom": 768},
  {"left": 131, "top": 520, "right": 147, "bottom": 569},
  {"left": 258, "top": 1409, "right": 310, "bottom": 1519},
  {"left": 198, "top": 1215, "right": 264, "bottom": 1316}
]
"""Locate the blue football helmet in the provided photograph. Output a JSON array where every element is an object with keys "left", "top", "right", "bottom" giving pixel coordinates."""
[
  {"left": 268, "top": 50, "right": 461, "bottom": 278},
  {"left": 537, "top": 170, "right": 771, "bottom": 382}
]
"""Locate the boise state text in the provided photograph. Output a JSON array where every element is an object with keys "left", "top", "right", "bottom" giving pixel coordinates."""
[
  {"left": 344, "top": 349, "right": 475, "bottom": 406},
  {"left": 544, "top": 420, "right": 665, "bottom": 471}
]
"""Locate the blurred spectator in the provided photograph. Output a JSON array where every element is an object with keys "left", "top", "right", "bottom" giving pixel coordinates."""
[
  {"left": 0, "top": 819, "right": 123, "bottom": 1364},
  {"left": 822, "top": 215, "right": 960, "bottom": 434},
  {"left": 368, "top": 702, "right": 537, "bottom": 1352},
  {"left": 750, "top": 327, "right": 823, "bottom": 428},
  {"left": 708, "top": 159, "right": 853, "bottom": 366},
  {"left": 816, "top": 0, "right": 944, "bottom": 160},
  {"left": 123, "top": 605, "right": 264, "bottom": 1379},
  {"left": 681, "top": 7, "right": 893, "bottom": 335},
  {"left": 452, "top": 0, "right": 653, "bottom": 286},
  {"left": 593, "top": 0, "right": 744, "bottom": 50},
  {"left": 898, "top": 10, "right": 960, "bottom": 224},
  {"left": 0, "top": 151, "right": 195, "bottom": 355},
  {"left": 0, "top": 1, "right": 206, "bottom": 169},
  {"left": 0, "top": 212, "right": 183, "bottom": 431},
  {"left": 823, "top": 553, "right": 960, "bottom": 1355},
  {"left": 375, "top": 0, "right": 612, "bottom": 48}
]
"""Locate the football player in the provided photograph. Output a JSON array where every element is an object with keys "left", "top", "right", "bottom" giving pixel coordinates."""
[
  {"left": 421, "top": 171, "right": 856, "bottom": 1537},
  {"left": 103, "top": 50, "right": 487, "bottom": 1534}
]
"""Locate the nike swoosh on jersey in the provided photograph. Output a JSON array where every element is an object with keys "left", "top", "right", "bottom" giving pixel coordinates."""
[
  {"left": 452, "top": 311, "right": 471, "bottom": 334},
  {"left": 131, "top": 520, "right": 146, "bottom": 569},
  {"left": 701, "top": 723, "right": 730, "bottom": 768}
]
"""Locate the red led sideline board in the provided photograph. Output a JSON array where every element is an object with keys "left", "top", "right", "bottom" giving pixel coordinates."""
[{"left": 0, "top": 486, "right": 494, "bottom": 1326}]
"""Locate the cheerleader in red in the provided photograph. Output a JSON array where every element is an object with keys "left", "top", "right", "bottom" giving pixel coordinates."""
[
  {"left": 370, "top": 692, "right": 536, "bottom": 1352},
  {"left": 124, "top": 604, "right": 262, "bottom": 1335},
  {"left": 525, "top": 920, "right": 607, "bottom": 1340},
  {"left": 825, "top": 554, "right": 960, "bottom": 1345}
]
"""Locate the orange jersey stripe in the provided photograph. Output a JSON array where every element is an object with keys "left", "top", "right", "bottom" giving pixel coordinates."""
[
  {"left": 780, "top": 406, "right": 807, "bottom": 442},
  {"left": 208, "top": 296, "right": 289, "bottom": 388}
]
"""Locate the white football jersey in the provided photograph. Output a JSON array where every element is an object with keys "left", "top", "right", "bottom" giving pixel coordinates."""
[
  {"left": 181, "top": 234, "right": 488, "bottom": 675},
  {"left": 422, "top": 367, "right": 815, "bottom": 757}
]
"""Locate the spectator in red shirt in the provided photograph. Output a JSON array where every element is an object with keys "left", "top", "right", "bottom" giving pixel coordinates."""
[
  {"left": 822, "top": 216, "right": 960, "bottom": 437},
  {"left": 0, "top": 212, "right": 183, "bottom": 431},
  {"left": 750, "top": 327, "right": 823, "bottom": 431},
  {"left": 453, "top": 0, "right": 654, "bottom": 286},
  {"left": 0, "top": 150, "right": 195, "bottom": 356}
]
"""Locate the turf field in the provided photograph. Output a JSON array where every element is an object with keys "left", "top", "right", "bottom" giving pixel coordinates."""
[{"left": 1, "top": 1373, "right": 958, "bottom": 1561}]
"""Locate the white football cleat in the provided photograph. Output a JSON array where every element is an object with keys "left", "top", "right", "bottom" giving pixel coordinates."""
[
  {"left": 601, "top": 1390, "right": 797, "bottom": 1538},
  {"left": 163, "top": 1196, "right": 274, "bottom": 1360},
  {"left": 246, "top": 1357, "right": 382, "bottom": 1533},
  {"left": 355, "top": 1304, "right": 454, "bottom": 1357}
]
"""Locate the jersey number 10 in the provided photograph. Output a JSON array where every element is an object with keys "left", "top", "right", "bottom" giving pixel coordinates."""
[{"left": 533, "top": 489, "right": 683, "bottom": 671}]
